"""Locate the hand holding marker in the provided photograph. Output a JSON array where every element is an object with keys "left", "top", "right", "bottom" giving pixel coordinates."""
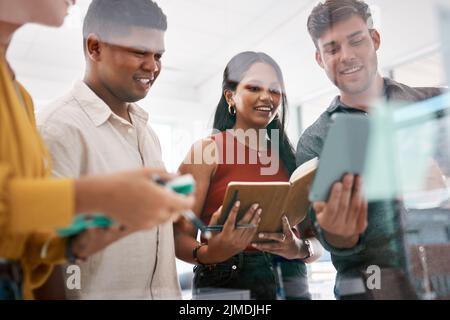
[
  {"left": 152, "top": 174, "right": 212, "bottom": 239},
  {"left": 58, "top": 174, "right": 211, "bottom": 239},
  {"left": 164, "top": 177, "right": 256, "bottom": 234}
]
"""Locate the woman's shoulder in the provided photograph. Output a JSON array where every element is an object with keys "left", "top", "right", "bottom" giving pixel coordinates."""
[
  {"left": 190, "top": 131, "right": 228, "bottom": 150},
  {"left": 208, "top": 130, "right": 227, "bottom": 141},
  {"left": 181, "top": 136, "right": 221, "bottom": 169},
  {"left": 190, "top": 136, "right": 218, "bottom": 150}
]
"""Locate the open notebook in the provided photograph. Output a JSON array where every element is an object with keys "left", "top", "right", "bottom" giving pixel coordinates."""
[{"left": 217, "top": 157, "right": 318, "bottom": 236}]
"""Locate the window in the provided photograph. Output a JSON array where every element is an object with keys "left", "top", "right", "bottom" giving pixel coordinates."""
[{"left": 389, "top": 51, "right": 447, "bottom": 88}]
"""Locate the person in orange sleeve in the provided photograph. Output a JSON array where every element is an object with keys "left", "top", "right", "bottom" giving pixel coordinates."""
[{"left": 0, "top": 0, "right": 194, "bottom": 300}]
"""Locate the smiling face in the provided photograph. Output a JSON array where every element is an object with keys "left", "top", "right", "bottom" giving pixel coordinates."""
[
  {"left": 227, "top": 62, "right": 283, "bottom": 130},
  {"left": 315, "top": 15, "right": 380, "bottom": 96},
  {"left": 89, "top": 27, "right": 165, "bottom": 103}
]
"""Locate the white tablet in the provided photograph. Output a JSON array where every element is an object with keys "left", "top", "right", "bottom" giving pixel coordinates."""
[{"left": 309, "top": 113, "right": 370, "bottom": 202}]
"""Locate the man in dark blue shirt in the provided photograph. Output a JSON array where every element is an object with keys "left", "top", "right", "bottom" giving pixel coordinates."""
[{"left": 296, "top": 0, "right": 442, "bottom": 299}]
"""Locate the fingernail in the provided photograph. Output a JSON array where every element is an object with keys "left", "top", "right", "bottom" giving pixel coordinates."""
[
  {"left": 259, "top": 233, "right": 264, "bottom": 238},
  {"left": 257, "top": 208, "right": 262, "bottom": 215},
  {"left": 235, "top": 201, "right": 240, "bottom": 207},
  {"left": 252, "top": 204, "right": 259, "bottom": 210},
  {"left": 252, "top": 243, "right": 258, "bottom": 248}
]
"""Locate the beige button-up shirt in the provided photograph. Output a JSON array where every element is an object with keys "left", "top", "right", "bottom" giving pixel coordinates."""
[{"left": 37, "top": 80, "right": 181, "bottom": 300}]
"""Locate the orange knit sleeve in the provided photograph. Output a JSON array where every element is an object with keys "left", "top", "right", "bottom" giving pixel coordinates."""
[
  {"left": 5, "top": 177, "right": 74, "bottom": 234},
  {"left": 21, "top": 233, "right": 68, "bottom": 299}
]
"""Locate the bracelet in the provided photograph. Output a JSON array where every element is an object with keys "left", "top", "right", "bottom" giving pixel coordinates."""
[
  {"left": 302, "top": 239, "right": 314, "bottom": 260},
  {"left": 192, "top": 242, "right": 207, "bottom": 265}
]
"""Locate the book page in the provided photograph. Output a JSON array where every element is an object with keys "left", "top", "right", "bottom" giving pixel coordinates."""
[
  {"left": 289, "top": 157, "right": 319, "bottom": 183},
  {"left": 283, "top": 165, "right": 317, "bottom": 226}
]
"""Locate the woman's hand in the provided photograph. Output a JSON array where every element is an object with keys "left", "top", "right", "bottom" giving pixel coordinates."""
[
  {"left": 251, "top": 215, "right": 307, "bottom": 260},
  {"left": 198, "top": 201, "right": 261, "bottom": 264}
]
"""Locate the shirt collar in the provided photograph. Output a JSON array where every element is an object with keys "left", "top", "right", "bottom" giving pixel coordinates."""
[
  {"left": 383, "top": 77, "right": 400, "bottom": 91},
  {"left": 326, "top": 96, "right": 343, "bottom": 114},
  {"left": 71, "top": 80, "right": 149, "bottom": 126},
  {"left": 326, "top": 78, "right": 393, "bottom": 114},
  {"left": 128, "top": 101, "right": 150, "bottom": 125},
  {"left": 325, "top": 95, "right": 364, "bottom": 114}
]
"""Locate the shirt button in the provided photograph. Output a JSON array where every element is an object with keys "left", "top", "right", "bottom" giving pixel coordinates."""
[{"left": 231, "top": 265, "right": 237, "bottom": 270}]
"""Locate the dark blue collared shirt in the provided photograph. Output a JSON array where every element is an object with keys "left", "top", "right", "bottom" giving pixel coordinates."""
[{"left": 296, "top": 78, "right": 442, "bottom": 298}]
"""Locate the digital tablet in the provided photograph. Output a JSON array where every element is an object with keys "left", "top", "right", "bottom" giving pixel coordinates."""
[{"left": 309, "top": 113, "right": 370, "bottom": 202}]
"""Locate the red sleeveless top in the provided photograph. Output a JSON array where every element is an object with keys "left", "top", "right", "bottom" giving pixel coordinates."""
[{"left": 201, "top": 130, "right": 290, "bottom": 225}]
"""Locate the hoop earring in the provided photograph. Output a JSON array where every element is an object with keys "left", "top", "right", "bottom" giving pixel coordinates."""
[{"left": 228, "top": 104, "right": 236, "bottom": 116}]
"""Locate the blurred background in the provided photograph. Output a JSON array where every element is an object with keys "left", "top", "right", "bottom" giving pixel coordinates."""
[{"left": 7, "top": 0, "right": 449, "bottom": 299}]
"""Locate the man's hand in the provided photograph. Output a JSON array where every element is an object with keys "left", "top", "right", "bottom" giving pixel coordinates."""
[{"left": 312, "top": 174, "right": 368, "bottom": 248}]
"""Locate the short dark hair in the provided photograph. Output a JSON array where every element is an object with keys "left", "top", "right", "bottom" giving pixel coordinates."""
[
  {"left": 307, "top": 0, "right": 373, "bottom": 48},
  {"left": 83, "top": 0, "right": 167, "bottom": 41}
]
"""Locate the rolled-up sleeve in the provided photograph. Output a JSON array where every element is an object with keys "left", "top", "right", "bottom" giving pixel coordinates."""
[{"left": 21, "top": 233, "right": 68, "bottom": 298}]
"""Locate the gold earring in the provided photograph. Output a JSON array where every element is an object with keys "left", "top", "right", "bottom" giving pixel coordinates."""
[{"left": 228, "top": 104, "right": 236, "bottom": 116}]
